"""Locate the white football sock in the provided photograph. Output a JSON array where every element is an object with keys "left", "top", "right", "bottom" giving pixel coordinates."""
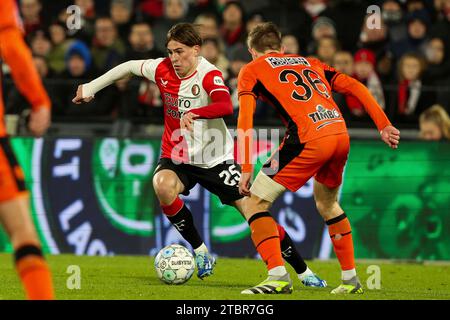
[
  {"left": 342, "top": 268, "right": 357, "bottom": 281},
  {"left": 194, "top": 243, "right": 208, "bottom": 255},
  {"left": 298, "top": 267, "right": 314, "bottom": 281},
  {"left": 268, "top": 266, "right": 288, "bottom": 277}
]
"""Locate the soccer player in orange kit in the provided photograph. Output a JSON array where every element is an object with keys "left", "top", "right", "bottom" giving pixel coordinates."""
[
  {"left": 237, "top": 22, "right": 400, "bottom": 294},
  {"left": 0, "top": 0, "right": 54, "bottom": 299}
]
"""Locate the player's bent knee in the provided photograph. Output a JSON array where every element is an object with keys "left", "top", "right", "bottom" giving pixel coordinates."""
[
  {"left": 315, "top": 200, "right": 340, "bottom": 219},
  {"left": 315, "top": 200, "right": 330, "bottom": 214},
  {"left": 154, "top": 185, "right": 178, "bottom": 204},
  {"left": 241, "top": 195, "right": 272, "bottom": 220},
  {"left": 153, "top": 172, "right": 181, "bottom": 202}
]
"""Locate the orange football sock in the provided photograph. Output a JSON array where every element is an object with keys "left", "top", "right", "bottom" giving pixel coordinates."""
[
  {"left": 326, "top": 213, "right": 355, "bottom": 271},
  {"left": 249, "top": 212, "right": 284, "bottom": 271},
  {"left": 15, "top": 245, "right": 55, "bottom": 300}
]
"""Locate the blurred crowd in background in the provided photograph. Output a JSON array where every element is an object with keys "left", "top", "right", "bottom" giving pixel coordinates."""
[{"left": 2, "top": 0, "right": 450, "bottom": 140}]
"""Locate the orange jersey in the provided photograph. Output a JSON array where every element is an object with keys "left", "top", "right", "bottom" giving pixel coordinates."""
[
  {"left": 0, "top": 0, "right": 22, "bottom": 31},
  {"left": 0, "top": 0, "right": 50, "bottom": 137},
  {"left": 237, "top": 52, "right": 391, "bottom": 173}
]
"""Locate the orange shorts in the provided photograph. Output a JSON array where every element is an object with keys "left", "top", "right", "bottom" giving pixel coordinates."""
[
  {"left": 262, "top": 133, "right": 350, "bottom": 191},
  {"left": 0, "top": 137, "right": 27, "bottom": 202}
]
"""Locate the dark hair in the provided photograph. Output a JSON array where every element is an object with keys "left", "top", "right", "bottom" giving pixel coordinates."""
[
  {"left": 223, "top": 1, "right": 246, "bottom": 21},
  {"left": 166, "top": 23, "right": 203, "bottom": 47},
  {"left": 247, "top": 22, "right": 281, "bottom": 53}
]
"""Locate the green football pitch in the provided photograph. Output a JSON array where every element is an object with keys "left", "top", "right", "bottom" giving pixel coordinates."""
[{"left": 0, "top": 254, "right": 449, "bottom": 300}]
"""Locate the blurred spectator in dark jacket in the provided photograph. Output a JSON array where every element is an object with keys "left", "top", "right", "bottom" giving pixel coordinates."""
[
  {"left": 121, "top": 22, "right": 165, "bottom": 120},
  {"left": 220, "top": 1, "right": 247, "bottom": 59},
  {"left": 391, "top": 9, "right": 431, "bottom": 59},
  {"left": 430, "top": 0, "right": 450, "bottom": 42},
  {"left": 6, "top": 55, "right": 61, "bottom": 117},
  {"left": 261, "top": 0, "right": 313, "bottom": 52},
  {"left": 58, "top": 40, "right": 121, "bottom": 118},
  {"left": 419, "top": 104, "right": 450, "bottom": 140},
  {"left": 125, "top": 22, "right": 163, "bottom": 60},
  {"left": 382, "top": 0, "right": 408, "bottom": 43},
  {"left": 194, "top": 13, "right": 220, "bottom": 39},
  {"left": 20, "top": 0, "right": 44, "bottom": 37},
  {"left": 110, "top": 0, "right": 135, "bottom": 44},
  {"left": 307, "top": 16, "right": 337, "bottom": 55},
  {"left": 390, "top": 52, "right": 436, "bottom": 123},
  {"left": 358, "top": 13, "right": 395, "bottom": 83},
  {"left": 312, "top": 16, "right": 337, "bottom": 39},
  {"left": 91, "top": 17, "right": 126, "bottom": 75},
  {"left": 226, "top": 44, "right": 251, "bottom": 111},
  {"left": 47, "top": 22, "right": 74, "bottom": 75},
  {"left": 422, "top": 36, "right": 450, "bottom": 110},
  {"left": 153, "top": 0, "right": 189, "bottom": 52},
  {"left": 29, "top": 29, "right": 52, "bottom": 57},
  {"left": 423, "top": 37, "right": 449, "bottom": 78},
  {"left": 321, "top": 0, "right": 367, "bottom": 53}
]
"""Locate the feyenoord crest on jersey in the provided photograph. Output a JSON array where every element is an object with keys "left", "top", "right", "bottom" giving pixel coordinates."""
[{"left": 191, "top": 84, "right": 200, "bottom": 96}]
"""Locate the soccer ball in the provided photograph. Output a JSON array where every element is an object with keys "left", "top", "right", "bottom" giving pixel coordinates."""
[{"left": 154, "top": 244, "right": 195, "bottom": 285}]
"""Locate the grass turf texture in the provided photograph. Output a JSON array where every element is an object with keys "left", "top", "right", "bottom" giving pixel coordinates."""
[{"left": 0, "top": 254, "right": 449, "bottom": 300}]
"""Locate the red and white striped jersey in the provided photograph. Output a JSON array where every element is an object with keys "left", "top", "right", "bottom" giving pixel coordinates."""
[{"left": 140, "top": 56, "right": 234, "bottom": 168}]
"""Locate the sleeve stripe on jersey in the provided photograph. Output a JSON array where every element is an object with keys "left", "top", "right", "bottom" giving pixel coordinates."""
[
  {"left": 331, "top": 73, "right": 341, "bottom": 88},
  {"left": 210, "top": 88, "right": 230, "bottom": 95},
  {"left": 238, "top": 91, "right": 257, "bottom": 98},
  {"left": 324, "top": 70, "right": 338, "bottom": 88},
  {"left": 140, "top": 61, "right": 145, "bottom": 77}
]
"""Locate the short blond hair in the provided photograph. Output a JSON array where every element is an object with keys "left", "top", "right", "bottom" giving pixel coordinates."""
[
  {"left": 247, "top": 22, "right": 282, "bottom": 53},
  {"left": 419, "top": 104, "right": 450, "bottom": 140}
]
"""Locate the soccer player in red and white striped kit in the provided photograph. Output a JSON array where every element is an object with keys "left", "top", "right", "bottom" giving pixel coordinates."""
[{"left": 73, "top": 23, "right": 326, "bottom": 289}]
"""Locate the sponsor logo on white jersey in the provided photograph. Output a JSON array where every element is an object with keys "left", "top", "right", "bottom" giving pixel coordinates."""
[{"left": 213, "top": 76, "right": 224, "bottom": 86}]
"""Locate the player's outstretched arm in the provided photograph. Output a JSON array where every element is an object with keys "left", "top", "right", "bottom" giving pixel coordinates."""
[
  {"left": 332, "top": 73, "right": 401, "bottom": 148},
  {"left": 72, "top": 60, "right": 148, "bottom": 104},
  {"left": 0, "top": 27, "right": 51, "bottom": 136}
]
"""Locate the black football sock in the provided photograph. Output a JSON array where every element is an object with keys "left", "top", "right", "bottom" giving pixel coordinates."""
[
  {"left": 166, "top": 204, "right": 203, "bottom": 250},
  {"left": 280, "top": 232, "right": 308, "bottom": 274}
]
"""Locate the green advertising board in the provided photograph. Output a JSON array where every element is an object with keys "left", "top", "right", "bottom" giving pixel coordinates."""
[
  {"left": 92, "top": 138, "right": 159, "bottom": 237},
  {"left": 1, "top": 138, "right": 448, "bottom": 261},
  {"left": 340, "top": 141, "right": 450, "bottom": 261}
]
